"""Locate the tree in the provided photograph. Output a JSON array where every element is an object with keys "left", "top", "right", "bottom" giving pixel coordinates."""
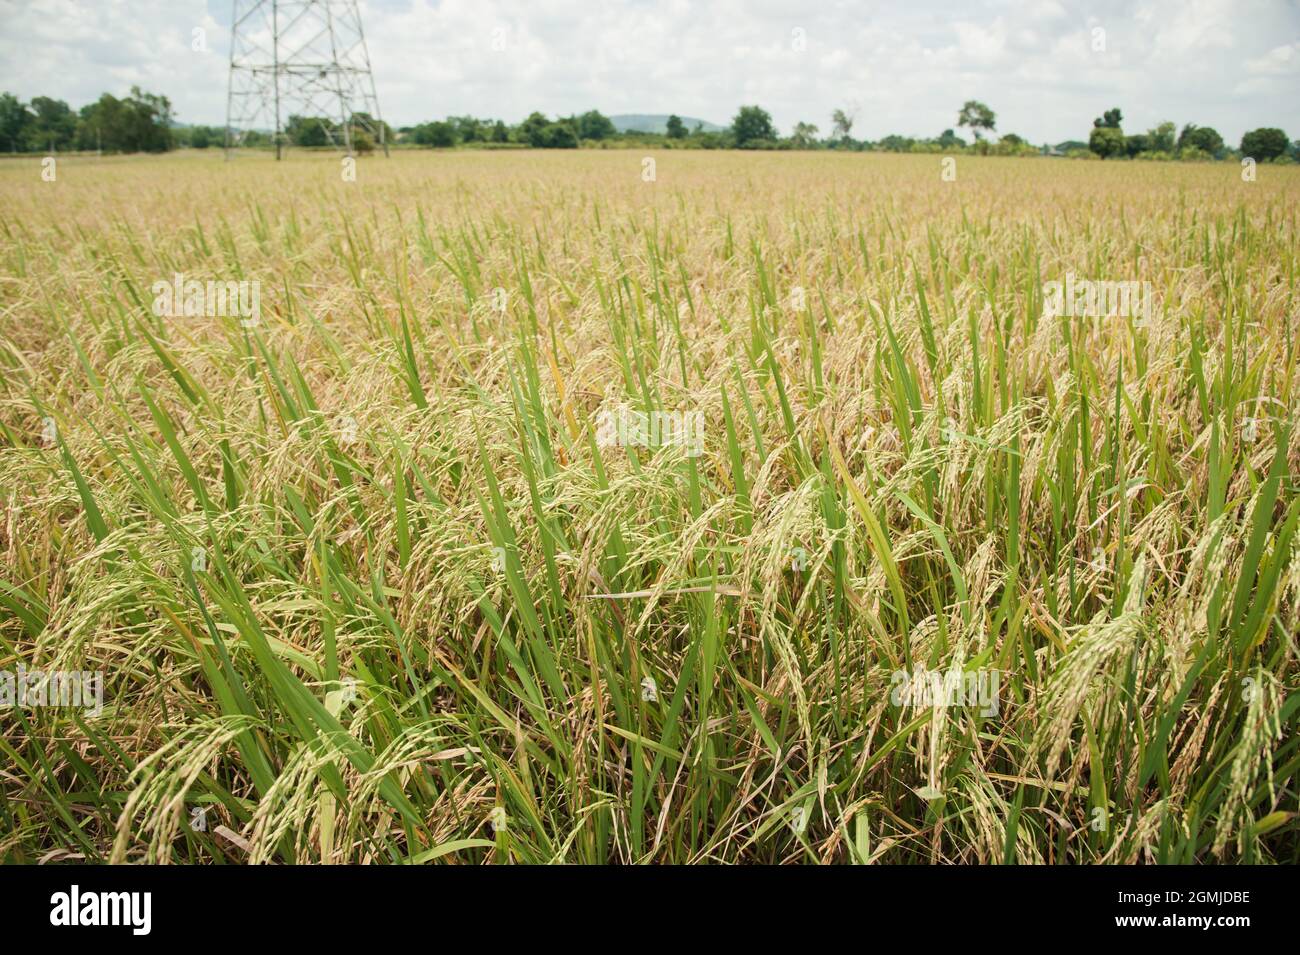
[
  {"left": 665, "top": 114, "right": 686, "bottom": 140},
  {"left": 957, "top": 100, "right": 996, "bottom": 140},
  {"left": 878, "top": 135, "right": 914, "bottom": 152},
  {"left": 413, "top": 121, "right": 456, "bottom": 147},
  {"left": 1240, "top": 127, "right": 1289, "bottom": 161},
  {"left": 1148, "top": 121, "right": 1176, "bottom": 153},
  {"left": 937, "top": 128, "right": 964, "bottom": 149},
  {"left": 0, "top": 92, "right": 32, "bottom": 152},
  {"left": 1177, "top": 124, "right": 1223, "bottom": 157},
  {"left": 732, "top": 105, "right": 775, "bottom": 147},
  {"left": 1093, "top": 108, "right": 1123, "bottom": 129},
  {"left": 831, "top": 108, "right": 854, "bottom": 142},
  {"left": 791, "top": 121, "right": 819, "bottom": 147},
  {"left": 75, "top": 94, "right": 120, "bottom": 151},
  {"left": 188, "top": 125, "right": 218, "bottom": 149},
  {"left": 519, "top": 111, "right": 551, "bottom": 147},
  {"left": 24, "top": 96, "right": 76, "bottom": 151},
  {"left": 491, "top": 120, "right": 508, "bottom": 143},
  {"left": 348, "top": 112, "right": 392, "bottom": 146},
  {"left": 1124, "top": 133, "right": 1150, "bottom": 157},
  {"left": 537, "top": 121, "right": 579, "bottom": 148},
  {"left": 577, "top": 110, "right": 616, "bottom": 141},
  {"left": 449, "top": 115, "right": 483, "bottom": 143},
  {"left": 1089, "top": 126, "right": 1126, "bottom": 159},
  {"left": 122, "top": 87, "right": 174, "bottom": 152},
  {"left": 75, "top": 87, "right": 174, "bottom": 153},
  {"left": 286, "top": 114, "right": 332, "bottom": 147},
  {"left": 1088, "top": 108, "right": 1125, "bottom": 158}
]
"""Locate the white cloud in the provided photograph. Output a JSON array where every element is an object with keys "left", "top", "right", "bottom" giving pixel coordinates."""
[
  {"left": 951, "top": 20, "right": 1008, "bottom": 63},
  {"left": 1245, "top": 41, "right": 1300, "bottom": 75},
  {"left": 0, "top": 0, "right": 1295, "bottom": 144}
]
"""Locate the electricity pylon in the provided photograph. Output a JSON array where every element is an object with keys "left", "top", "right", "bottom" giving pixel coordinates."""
[{"left": 225, "top": 0, "right": 389, "bottom": 159}]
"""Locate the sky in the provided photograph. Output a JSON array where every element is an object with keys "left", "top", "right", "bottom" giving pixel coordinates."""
[{"left": 0, "top": 0, "right": 1297, "bottom": 145}]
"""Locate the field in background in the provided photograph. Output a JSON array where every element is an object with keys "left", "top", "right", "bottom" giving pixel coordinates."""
[{"left": 1, "top": 150, "right": 1297, "bottom": 863}]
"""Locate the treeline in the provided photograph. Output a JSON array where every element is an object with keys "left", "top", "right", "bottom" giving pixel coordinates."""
[
  {"left": 0, "top": 87, "right": 391, "bottom": 154},
  {"left": 394, "top": 105, "right": 1018, "bottom": 152},
  {"left": 849, "top": 100, "right": 1295, "bottom": 162},
  {"left": 0, "top": 88, "right": 174, "bottom": 153},
  {"left": 1084, "top": 107, "right": 1293, "bottom": 162},
  {"left": 396, "top": 101, "right": 1296, "bottom": 163},
  {"left": 3, "top": 88, "right": 1296, "bottom": 163}
]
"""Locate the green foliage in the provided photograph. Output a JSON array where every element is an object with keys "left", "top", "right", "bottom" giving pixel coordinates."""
[
  {"left": 576, "top": 110, "right": 616, "bottom": 141},
  {"left": 937, "top": 128, "right": 965, "bottom": 149},
  {"left": 992, "top": 134, "right": 1036, "bottom": 156},
  {"left": 73, "top": 87, "right": 174, "bottom": 153},
  {"left": 449, "top": 115, "right": 485, "bottom": 142},
  {"left": 413, "top": 121, "right": 456, "bottom": 147},
  {"left": 957, "top": 100, "right": 996, "bottom": 140},
  {"left": 183, "top": 125, "right": 221, "bottom": 149},
  {"left": 1093, "top": 108, "right": 1123, "bottom": 129},
  {"left": 1178, "top": 124, "right": 1224, "bottom": 158},
  {"left": 286, "top": 115, "right": 333, "bottom": 147},
  {"left": 1240, "top": 127, "right": 1289, "bottom": 161},
  {"left": 519, "top": 111, "right": 551, "bottom": 147},
  {"left": 1147, "top": 121, "right": 1176, "bottom": 153},
  {"left": 347, "top": 112, "right": 391, "bottom": 146},
  {"left": 0, "top": 91, "right": 30, "bottom": 152},
  {"left": 831, "top": 108, "right": 854, "bottom": 142},
  {"left": 24, "top": 96, "right": 77, "bottom": 151},
  {"left": 731, "top": 105, "right": 775, "bottom": 147},
  {"left": 791, "top": 121, "right": 819, "bottom": 147},
  {"left": 534, "top": 121, "right": 579, "bottom": 149},
  {"left": 1089, "top": 126, "right": 1125, "bottom": 159},
  {"left": 351, "top": 130, "right": 375, "bottom": 154},
  {"left": 665, "top": 114, "right": 686, "bottom": 140},
  {"left": 409, "top": 116, "right": 508, "bottom": 148},
  {"left": 877, "top": 134, "right": 915, "bottom": 152},
  {"left": 688, "top": 130, "right": 731, "bottom": 149},
  {"left": 1123, "top": 133, "right": 1149, "bottom": 157}
]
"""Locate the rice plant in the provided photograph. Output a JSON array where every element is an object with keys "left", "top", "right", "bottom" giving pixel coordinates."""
[{"left": 0, "top": 149, "right": 1297, "bottom": 863}]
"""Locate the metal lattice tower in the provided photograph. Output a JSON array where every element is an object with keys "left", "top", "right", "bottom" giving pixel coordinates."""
[{"left": 225, "top": 0, "right": 388, "bottom": 159}]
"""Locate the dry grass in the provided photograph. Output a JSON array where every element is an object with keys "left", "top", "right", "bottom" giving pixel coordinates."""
[{"left": 1, "top": 148, "right": 1297, "bottom": 863}]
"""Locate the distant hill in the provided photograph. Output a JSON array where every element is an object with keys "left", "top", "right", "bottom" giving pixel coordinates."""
[{"left": 610, "top": 114, "right": 725, "bottom": 135}]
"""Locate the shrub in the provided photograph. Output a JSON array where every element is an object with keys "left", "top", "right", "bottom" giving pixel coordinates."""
[{"left": 351, "top": 130, "right": 375, "bottom": 154}]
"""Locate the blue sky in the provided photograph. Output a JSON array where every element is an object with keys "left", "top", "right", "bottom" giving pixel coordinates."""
[{"left": 1, "top": 0, "right": 1297, "bottom": 144}]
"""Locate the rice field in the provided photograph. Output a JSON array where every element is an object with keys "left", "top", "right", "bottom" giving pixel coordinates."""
[{"left": 1, "top": 149, "right": 1297, "bottom": 864}]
